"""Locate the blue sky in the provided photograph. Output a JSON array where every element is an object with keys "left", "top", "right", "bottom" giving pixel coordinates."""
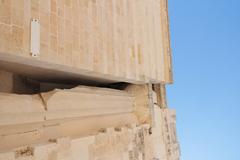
[{"left": 167, "top": 0, "right": 240, "bottom": 159}]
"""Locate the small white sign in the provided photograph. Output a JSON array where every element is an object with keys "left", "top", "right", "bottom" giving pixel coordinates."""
[{"left": 31, "top": 19, "right": 40, "bottom": 57}]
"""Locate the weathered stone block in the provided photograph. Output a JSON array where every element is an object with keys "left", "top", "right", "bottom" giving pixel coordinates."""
[{"left": 0, "top": 0, "right": 11, "bottom": 24}]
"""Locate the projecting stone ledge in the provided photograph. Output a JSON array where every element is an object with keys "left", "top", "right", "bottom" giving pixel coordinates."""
[{"left": 0, "top": 0, "right": 173, "bottom": 84}]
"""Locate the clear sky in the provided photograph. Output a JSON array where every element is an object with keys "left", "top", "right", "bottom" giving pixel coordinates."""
[{"left": 167, "top": 0, "right": 240, "bottom": 159}]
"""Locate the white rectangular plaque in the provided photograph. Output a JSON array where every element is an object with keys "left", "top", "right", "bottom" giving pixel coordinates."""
[{"left": 30, "top": 19, "right": 40, "bottom": 57}]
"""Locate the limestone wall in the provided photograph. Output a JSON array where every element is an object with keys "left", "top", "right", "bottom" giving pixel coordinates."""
[
  {"left": 0, "top": 84, "right": 180, "bottom": 160},
  {"left": 0, "top": 0, "right": 172, "bottom": 84},
  {"left": 0, "top": 106, "right": 180, "bottom": 160}
]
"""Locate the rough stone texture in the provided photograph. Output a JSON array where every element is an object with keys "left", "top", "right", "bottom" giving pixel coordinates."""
[
  {"left": 0, "top": 0, "right": 172, "bottom": 84},
  {"left": 0, "top": 106, "right": 181, "bottom": 160},
  {"left": 126, "top": 85, "right": 151, "bottom": 124},
  {"left": 0, "top": 86, "right": 134, "bottom": 125},
  {"left": 162, "top": 109, "right": 181, "bottom": 160},
  {"left": 0, "top": 125, "right": 154, "bottom": 160},
  {"left": 0, "top": 86, "right": 137, "bottom": 151},
  {"left": 0, "top": 0, "right": 178, "bottom": 159},
  {"left": 0, "top": 100, "right": 180, "bottom": 160}
]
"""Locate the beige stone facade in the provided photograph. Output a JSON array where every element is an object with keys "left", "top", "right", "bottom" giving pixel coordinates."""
[
  {"left": 0, "top": 0, "right": 179, "bottom": 159},
  {"left": 0, "top": 85, "right": 180, "bottom": 160},
  {"left": 0, "top": 104, "right": 179, "bottom": 160},
  {"left": 0, "top": 0, "right": 172, "bottom": 84}
]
